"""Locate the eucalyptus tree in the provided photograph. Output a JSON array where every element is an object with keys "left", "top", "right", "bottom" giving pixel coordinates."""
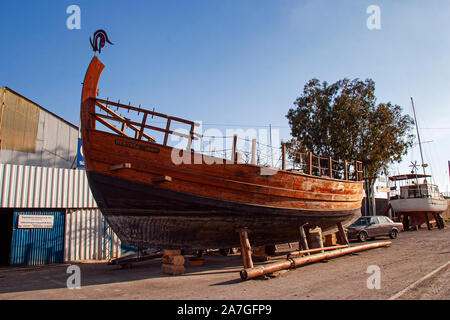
[{"left": 286, "top": 78, "right": 415, "bottom": 215}]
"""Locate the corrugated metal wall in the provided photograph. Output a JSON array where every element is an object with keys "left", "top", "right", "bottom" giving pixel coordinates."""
[
  {"left": 0, "top": 163, "right": 96, "bottom": 208},
  {"left": 10, "top": 209, "right": 65, "bottom": 266},
  {"left": 1, "top": 163, "right": 123, "bottom": 264},
  {"left": 65, "top": 209, "right": 121, "bottom": 262}
]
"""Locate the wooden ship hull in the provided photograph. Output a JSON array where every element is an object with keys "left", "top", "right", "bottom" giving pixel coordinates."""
[{"left": 81, "top": 56, "right": 364, "bottom": 249}]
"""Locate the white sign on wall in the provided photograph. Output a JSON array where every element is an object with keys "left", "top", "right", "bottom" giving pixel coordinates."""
[
  {"left": 376, "top": 186, "right": 391, "bottom": 193},
  {"left": 18, "top": 215, "right": 54, "bottom": 229}
]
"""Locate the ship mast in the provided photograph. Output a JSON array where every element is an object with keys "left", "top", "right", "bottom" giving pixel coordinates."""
[{"left": 410, "top": 97, "right": 426, "bottom": 175}]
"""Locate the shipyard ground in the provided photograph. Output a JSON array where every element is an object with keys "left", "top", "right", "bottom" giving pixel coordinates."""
[{"left": 0, "top": 223, "right": 448, "bottom": 300}]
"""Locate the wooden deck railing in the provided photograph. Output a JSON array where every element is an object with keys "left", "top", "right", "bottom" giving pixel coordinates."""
[
  {"left": 90, "top": 97, "right": 364, "bottom": 181},
  {"left": 91, "top": 97, "right": 200, "bottom": 149}
]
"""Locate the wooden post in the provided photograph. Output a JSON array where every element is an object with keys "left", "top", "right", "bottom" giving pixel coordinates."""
[
  {"left": 433, "top": 213, "right": 444, "bottom": 229},
  {"left": 425, "top": 213, "right": 431, "bottom": 230},
  {"left": 308, "top": 152, "right": 313, "bottom": 175},
  {"left": 232, "top": 135, "right": 238, "bottom": 164},
  {"left": 137, "top": 113, "right": 148, "bottom": 140},
  {"left": 251, "top": 138, "right": 257, "bottom": 165},
  {"left": 318, "top": 156, "right": 321, "bottom": 176},
  {"left": 186, "top": 123, "right": 195, "bottom": 151},
  {"left": 163, "top": 118, "right": 171, "bottom": 146},
  {"left": 329, "top": 157, "right": 333, "bottom": 178},
  {"left": 298, "top": 225, "right": 310, "bottom": 255},
  {"left": 237, "top": 228, "right": 253, "bottom": 269},
  {"left": 282, "top": 143, "right": 286, "bottom": 171},
  {"left": 344, "top": 161, "right": 348, "bottom": 180},
  {"left": 236, "top": 152, "right": 242, "bottom": 164},
  {"left": 336, "top": 222, "right": 349, "bottom": 246}
]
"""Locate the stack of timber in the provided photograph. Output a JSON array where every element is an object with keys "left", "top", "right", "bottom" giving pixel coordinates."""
[
  {"left": 324, "top": 233, "right": 337, "bottom": 247},
  {"left": 161, "top": 250, "right": 185, "bottom": 275},
  {"left": 252, "top": 245, "right": 270, "bottom": 262},
  {"left": 307, "top": 227, "right": 324, "bottom": 253}
]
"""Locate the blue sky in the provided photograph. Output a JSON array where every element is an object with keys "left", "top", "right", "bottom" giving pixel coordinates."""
[{"left": 1, "top": 0, "right": 450, "bottom": 191}]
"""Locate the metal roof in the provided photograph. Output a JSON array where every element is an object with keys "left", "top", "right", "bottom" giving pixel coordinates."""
[
  {"left": 389, "top": 173, "right": 431, "bottom": 181},
  {"left": 1, "top": 87, "right": 78, "bottom": 130}
]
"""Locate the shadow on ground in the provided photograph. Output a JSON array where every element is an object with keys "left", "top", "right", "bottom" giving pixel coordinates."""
[{"left": 0, "top": 252, "right": 250, "bottom": 294}]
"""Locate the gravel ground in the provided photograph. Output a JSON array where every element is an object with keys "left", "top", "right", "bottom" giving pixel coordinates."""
[{"left": 0, "top": 223, "right": 448, "bottom": 300}]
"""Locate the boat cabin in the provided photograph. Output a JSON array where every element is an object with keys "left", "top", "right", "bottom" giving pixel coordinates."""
[{"left": 389, "top": 174, "right": 442, "bottom": 200}]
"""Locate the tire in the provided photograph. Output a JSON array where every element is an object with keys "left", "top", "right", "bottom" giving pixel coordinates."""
[
  {"left": 196, "top": 249, "right": 204, "bottom": 257},
  {"left": 358, "top": 231, "right": 368, "bottom": 242},
  {"left": 389, "top": 229, "right": 398, "bottom": 239}
]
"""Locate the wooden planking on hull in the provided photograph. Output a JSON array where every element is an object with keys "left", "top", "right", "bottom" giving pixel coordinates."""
[
  {"left": 87, "top": 171, "right": 361, "bottom": 249},
  {"left": 85, "top": 130, "right": 363, "bottom": 211}
]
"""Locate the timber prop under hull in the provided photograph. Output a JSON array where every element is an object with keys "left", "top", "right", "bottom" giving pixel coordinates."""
[{"left": 80, "top": 56, "right": 364, "bottom": 250}]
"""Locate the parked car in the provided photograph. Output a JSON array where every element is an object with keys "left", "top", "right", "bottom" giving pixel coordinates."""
[{"left": 346, "top": 216, "right": 404, "bottom": 242}]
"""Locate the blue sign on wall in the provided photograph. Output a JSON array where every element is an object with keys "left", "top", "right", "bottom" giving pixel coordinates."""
[
  {"left": 77, "top": 138, "right": 85, "bottom": 168},
  {"left": 10, "top": 210, "right": 65, "bottom": 266}
]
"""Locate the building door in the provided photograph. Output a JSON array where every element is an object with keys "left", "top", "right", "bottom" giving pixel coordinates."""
[
  {"left": 10, "top": 209, "right": 65, "bottom": 266},
  {"left": 0, "top": 209, "right": 14, "bottom": 266}
]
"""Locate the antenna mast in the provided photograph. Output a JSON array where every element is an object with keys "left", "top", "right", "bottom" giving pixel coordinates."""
[{"left": 410, "top": 97, "right": 426, "bottom": 175}]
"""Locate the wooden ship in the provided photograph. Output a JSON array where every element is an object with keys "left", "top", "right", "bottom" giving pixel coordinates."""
[{"left": 80, "top": 55, "right": 365, "bottom": 250}]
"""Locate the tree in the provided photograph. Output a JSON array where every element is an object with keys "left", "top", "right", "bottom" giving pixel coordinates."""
[{"left": 286, "top": 78, "right": 415, "bottom": 215}]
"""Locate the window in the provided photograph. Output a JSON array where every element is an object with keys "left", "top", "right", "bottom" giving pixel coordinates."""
[{"left": 378, "top": 216, "right": 391, "bottom": 224}]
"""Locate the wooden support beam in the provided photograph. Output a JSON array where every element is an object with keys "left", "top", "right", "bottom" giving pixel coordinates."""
[
  {"left": 433, "top": 213, "right": 444, "bottom": 229},
  {"left": 236, "top": 152, "right": 242, "bottom": 164},
  {"left": 287, "top": 244, "right": 349, "bottom": 258},
  {"left": 163, "top": 118, "right": 171, "bottom": 146},
  {"left": 108, "top": 163, "right": 131, "bottom": 171},
  {"left": 344, "top": 161, "right": 348, "bottom": 180},
  {"left": 94, "top": 115, "right": 131, "bottom": 138},
  {"left": 298, "top": 224, "right": 310, "bottom": 255},
  {"left": 425, "top": 213, "right": 431, "bottom": 230},
  {"left": 94, "top": 112, "right": 195, "bottom": 141},
  {"left": 152, "top": 175, "right": 172, "bottom": 183},
  {"left": 94, "top": 97, "right": 200, "bottom": 127},
  {"left": 308, "top": 152, "right": 313, "bottom": 175},
  {"left": 95, "top": 101, "right": 155, "bottom": 142},
  {"left": 232, "top": 135, "right": 238, "bottom": 164},
  {"left": 137, "top": 113, "right": 148, "bottom": 140},
  {"left": 336, "top": 222, "right": 349, "bottom": 246},
  {"left": 329, "top": 157, "right": 333, "bottom": 178},
  {"left": 237, "top": 228, "right": 253, "bottom": 269},
  {"left": 240, "top": 242, "right": 392, "bottom": 280},
  {"left": 251, "top": 139, "right": 257, "bottom": 165}
]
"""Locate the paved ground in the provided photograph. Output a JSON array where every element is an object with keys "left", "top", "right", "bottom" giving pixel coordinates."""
[{"left": 0, "top": 223, "right": 448, "bottom": 300}]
